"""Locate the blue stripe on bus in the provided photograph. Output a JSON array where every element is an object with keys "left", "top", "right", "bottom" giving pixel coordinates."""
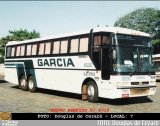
[{"left": 5, "top": 60, "right": 37, "bottom": 87}]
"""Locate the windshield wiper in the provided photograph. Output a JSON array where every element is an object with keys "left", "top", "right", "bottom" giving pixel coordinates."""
[{"left": 133, "top": 44, "right": 146, "bottom": 47}]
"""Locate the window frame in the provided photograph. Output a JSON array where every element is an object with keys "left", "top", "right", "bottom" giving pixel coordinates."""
[
  {"left": 15, "top": 45, "right": 21, "bottom": 57},
  {"left": 6, "top": 47, "right": 11, "bottom": 58},
  {"left": 31, "top": 43, "right": 37, "bottom": 56},
  {"left": 11, "top": 46, "right": 16, "bottom": 57},
  {"left": 93, "top": 32, "right": 111, "bottom": 46},
  {"left": 45, "top": 42, "right": 51, "bottom": 55},
  {"left": 5, "top": 33, "right": 90, "bottom": 59},
  {"left": 79, "top": 37, "right": 89, "bottom": 53},
  {"left": 38, "top": 42, "right": 45, "bottom": 55},
  {"left": 26, "top": 44, "right": 32, "bottom": 56},
  {"left": 20, "top": 45, "right": 25, "bottom": 56},
  {"left": 70, "top": 38, "right": 79, "bottom": 53},
  {"left": 52, "top": 40, "right": 60, "bottom": 54},
  {"left": 60, "top": 40, "right": 68, "bottom": 54}
]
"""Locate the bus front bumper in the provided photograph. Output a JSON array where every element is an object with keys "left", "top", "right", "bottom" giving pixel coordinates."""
[{"left": 117, "top": 85, "right": 156, "bottom": 98}]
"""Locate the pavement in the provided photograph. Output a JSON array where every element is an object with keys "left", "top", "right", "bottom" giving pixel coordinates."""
[
  {"left": 0, "top": 80, "right": 159, "bottom": 113},
  {"left": 0, "top": 64, "right": 4, "bottom": 77}
]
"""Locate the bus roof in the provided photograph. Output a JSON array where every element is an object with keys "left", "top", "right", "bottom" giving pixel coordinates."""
[{"left": 6, "top": 27, "right": 150, "bottom": 46}]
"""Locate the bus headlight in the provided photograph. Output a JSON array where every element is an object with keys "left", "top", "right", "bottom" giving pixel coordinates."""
[
  {"left": 150, "top": 81, "right": 156, "bottom": 85},
  {"left": 122, "top": 82, "right": 130, "bottom": 86},
  {"left": 151, "top": 76, "right": 156, "bottom": 79},
  {"left": 116, "top": 82, "right": 130, "bottom": 87},
  {"left": 116, "top": 82, "right": 122, "bottom": 87}
]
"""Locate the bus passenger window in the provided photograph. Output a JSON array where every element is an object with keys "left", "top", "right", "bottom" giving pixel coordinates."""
[
  {"left": 94, "top": 35, "right": 101, "bottom": 46},
  {"left": 26, "top": 45, "right": 32, "bottom": 56},
  {"left": 11, "top": 47, "right": 15, "bottom": 57},
  {"left": 31, "top": 44, "right": 37, "bottom": 55},
  {"left": 79, "top": 38, "right": 88, "bottom": 52},
  {"left": 45, "top": 42, "right": 51, "bottom": 54},
  {"left": 70, "top": 39, "right": 79, "bottom": 53},
  {"left": 102, "top": 35, "right": 110, "bottom": 45},
  {"left": 16, "top": 46, "right": 21, "bottom": 56},
  {"left": 20, "top": 45, "right": 25, "bottom": 56},
  {"left": 60, "top": 40, "right": 68, "bottom": 54},
  {"left": 92, "top": 47, "right": 100, "bottom": 69},
  {"left": 38, "top": 43, "right": 45, "bottom": 55},
  {"left": 53, "top": 41, "right": 60, "bottom": 54},
  {"left": 6, "top": 47, "right": 11, "bottom": 57}
]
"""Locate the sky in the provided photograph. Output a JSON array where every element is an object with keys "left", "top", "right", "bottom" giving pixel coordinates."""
[{"left": 0, "top": 1, "right": 160, "bottom": 38}]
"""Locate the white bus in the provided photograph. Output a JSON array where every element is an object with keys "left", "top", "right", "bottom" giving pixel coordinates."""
[
  {"left": 153, "top": 54, "right": 160, "bottom": 80},
  {"left": 4, "top": 27, "right": 156, "bottom": 102}
]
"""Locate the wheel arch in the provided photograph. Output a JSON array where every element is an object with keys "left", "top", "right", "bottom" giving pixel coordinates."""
[
  {"left": 27, "top": 74, "right": 33, "bottom": 80},
  {"left": 81, "top": 77, "right": 98, "bottom": 100},
  {"left": 18, "top": 73, "right": 25, "bottom": 80}
]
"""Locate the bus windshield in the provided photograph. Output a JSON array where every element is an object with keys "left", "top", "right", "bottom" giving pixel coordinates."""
[{"left": 112, "top": 34, "right": 155, "bottom": 75}]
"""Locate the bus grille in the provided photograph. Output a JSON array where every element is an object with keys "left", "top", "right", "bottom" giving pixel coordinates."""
[{"left": 131, "top": 82, "right": 149, "bottom": 85}]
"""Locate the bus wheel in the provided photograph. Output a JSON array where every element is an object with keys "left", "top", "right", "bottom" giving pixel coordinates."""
[
  {"left": 19, "top": 75, "right": 28, "bottom": 91},
  {"left": 87, "top": 81, "right": 98, "bottom": 103},
  {"left": 28, "top": 76, "right": 37, "bottom": 92}
]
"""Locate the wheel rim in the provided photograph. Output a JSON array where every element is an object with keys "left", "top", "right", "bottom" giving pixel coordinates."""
[
  {"left": 29, "top": 79, "right": 34, "bottom": 90},
  {"left": 20, "top": 77, "right": 26, "bottom": 87},
  {"left": 87, "top": 85, "right": 95, "bottom": 97}
]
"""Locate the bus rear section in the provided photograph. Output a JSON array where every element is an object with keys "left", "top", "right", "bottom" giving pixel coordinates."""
[{"left": 153, "top": 54, "right": 160, "bottom": 80}]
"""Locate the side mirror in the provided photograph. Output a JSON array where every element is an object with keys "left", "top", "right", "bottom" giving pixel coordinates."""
[{"left": 113, "top": 49, "right": 117, "bottom": 60}]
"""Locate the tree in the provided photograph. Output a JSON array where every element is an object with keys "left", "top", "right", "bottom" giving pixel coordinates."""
[
  {"left": 0, "top": 29, "right": 40, "bottom": 63},
  {"left": 114, "top": 8, "right": 160, "bottom": 52}
]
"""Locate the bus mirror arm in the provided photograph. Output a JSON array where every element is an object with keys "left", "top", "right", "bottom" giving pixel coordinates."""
[{"left": 113, "top": 49, "right": 117, "bottom": 61}]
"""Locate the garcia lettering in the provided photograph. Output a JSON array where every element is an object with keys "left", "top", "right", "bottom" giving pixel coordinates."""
[{"left": 37, "top": 58, "right": 75, "bottom": 67}]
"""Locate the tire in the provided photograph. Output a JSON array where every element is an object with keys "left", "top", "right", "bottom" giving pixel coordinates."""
[
  {"left": 28, "top": 76, "right": 37, "bottom": 92},
  {"left": 19, "top": 75, "right": 28, "bottom": 91},
  {"left": 87, "top": 81, "right": 98, "bottom": 103}
]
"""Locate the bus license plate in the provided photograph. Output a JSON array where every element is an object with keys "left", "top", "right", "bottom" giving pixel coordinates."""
[{"left": 130, "top": 88, "right": 149, "bottom": 95}]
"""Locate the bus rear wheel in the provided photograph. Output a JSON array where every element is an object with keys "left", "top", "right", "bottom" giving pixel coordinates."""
[
  {"left": 28, "top": 76, "right": 37, "bottom": 92},
  {"left": 87, "top": 81, "right": 98, "bottom": 103},
  {"left": 19, "top": 75, "right": 28, "bottom": 91}
]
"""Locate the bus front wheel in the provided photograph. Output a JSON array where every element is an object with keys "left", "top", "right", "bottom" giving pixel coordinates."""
[
  {"left": 19, "top": 75, "right": 28, "bottom": 91},
  {"left": 28, "top": 76, "right": 37, "bottom": 92},
  {"left": 87, "top": 81, "right": 98, "bottom": 103}
]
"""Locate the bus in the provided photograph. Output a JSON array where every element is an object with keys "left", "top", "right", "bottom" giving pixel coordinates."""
[
  {"left": 4, "top": 27, "right": 156, "bottom": 102},
  {"left": 153, "top": 54, "right": 160, "bottom": 80}
]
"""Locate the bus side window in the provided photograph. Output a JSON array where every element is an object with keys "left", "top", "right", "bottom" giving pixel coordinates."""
[
  {"left": 79, "top": 37, "right": 88, "bottom": 52},
  {"left": 26, "top": 44, "right": 32, "bottom": 56},
  {"left": 20, "top": 45, "right": 25, "bottom": 56},
  {"left": 60, "top": 40, "right": 68, "bottom": 54},
  {"left": 11, "top": 47, "right": 15, "bottom": 57},
  {"left": 16, "top": 46, "right": 21, "bottom": 57},
  {"left": 6, "top": 47, "right": 11, "bottom": 57},
  {"left": 102, "top": 35, "right": 110, "bottom": 45},
  {"left": 93, "top": 35, "right": 101, "bottom": 69},
  {"left": 53, "top": 41, "right": 60, "bottom": 54},
  {"left": 45, "top": 42, "right": 51, "bottom": 54},
  {"left": 94, "top": 35, "right": 101, "bottom": 46},
  {"left": 38, "top": 43, "right": 45, "bottom": 55},
  {"left": 70, "top": 39, "right": 79, "bottom": 53},
  {"left": 31, "top": 44, "right": 37, "bottom": 55}
]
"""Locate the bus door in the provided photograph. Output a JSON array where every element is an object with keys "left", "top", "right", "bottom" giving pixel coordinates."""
[{"left": 101, "top": 47, "right": 110, "bottom": 80}]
